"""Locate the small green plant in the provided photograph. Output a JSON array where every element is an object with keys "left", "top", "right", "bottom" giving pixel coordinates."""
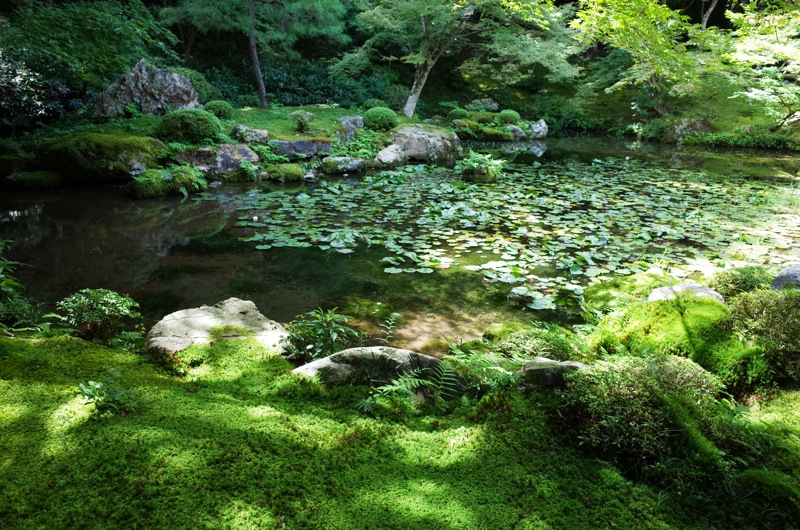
[
  {"left": 239, "top": 160, "right": 259, "bottom": 181},
  {"left": 252, "top": 143, "right": 290, "bottom": 165},
  {"left": 356, "top": 362, "right": 462, "bottom": 417},
  {"left": 204, "top": 100, "right": 234, "bottom": 120},
  {"left": 496, "top": 109, "right": 521, "bottom": 125},
  {"left": 157, "top": 108, "right": 222, "bottom": 144},
  {"left": 330, "top": 128, "right": 388, "bottom": 159},
  {"left": 363, "top": 106, "right": 399, "bottom": 131},
  {"left": 457, "top": 150, "right": 505, "bottom": 183},
  {"left": 75, "top": 368, "right": 139, "bottom": 414},
  {"left": 281, "top": 307, "right": 363, "bottom": 363},
  {"left": 708, "top": 266, "right": 774, "bottom": 299},
  {"left": 57, "top": 289, "right": 143, "bottom": 341},
  {"left": 465, "top": 98, "right": 499, "bottom": 112},
  {"left": 0, "top": 240, "right": 22, "bottom": 302},
  {"left": 448, "top": 108, "right": 470, "bottom": 120},
  {"left": 123, "top": 102, "right": 142, "bottom": 118},
  {"left": 376, "top": 312, "right": 402, "bottom": 345},
  {"left": 289, "top": 110, "right": 315, "bottom": 132}
]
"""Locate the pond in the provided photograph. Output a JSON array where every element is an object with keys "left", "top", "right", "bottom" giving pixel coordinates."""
[{"left": 2, "top": 138, "right": 799, "bottom": 351}]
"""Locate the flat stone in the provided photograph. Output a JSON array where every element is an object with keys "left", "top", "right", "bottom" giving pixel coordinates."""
[
  {"left": 647, "top": 284, "right": 725, "bottom": 304},
  {"left": 292, "top": 346, "right": 441, "bottom": 385}
]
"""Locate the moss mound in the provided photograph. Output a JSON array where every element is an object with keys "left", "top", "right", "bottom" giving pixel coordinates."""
[
  {"left": 497, "top": 109, "right": 521, "bottom": 125},
  {"left": 157, "top": 109, "right": 222, "bottom": 144},
  {"left": 38, "top": 133, "right": 165, "bottom": 183},
  {"left": 265, "top": 163, "right": 304, "bottom": 182},
  {"left": 204, "top": 100, "right": 234, "bottom": 120},
  {"left": 476, "top": 127, "right": 514, "bottom": 142},
  {"left": 363, "top": 106, "right": 399, "bottom": 131},
  {"left": 708, "top": 266, "right": 775, "bottom": 299},
  {"left": 132, "top": 166, "right": 207, "bottom": 199},
  {"left": 4, "top": 171, "right": 62, "bottom": 189},
  {"left": 448, "top": 108, "right": 470, "bottom": 120},
  {"left": 583, "top": 272, "right": 676, "bottom": 315}
]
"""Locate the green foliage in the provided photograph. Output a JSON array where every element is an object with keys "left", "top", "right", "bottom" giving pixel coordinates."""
[
  {"left": 456, "top": 150, "right": 504, "bottom": 183},
  {"left": 157, "top": 109, "right": 222, "bottom": 144},
  {"left": 289, "top": 110, "right": 315, "bottom": 133},
  {"left": 132, "top": 165, "right": 207, "bottom": 199},
  {"left": 491, "top": 322, "right": 583, "bottom": 361},
  {"left": 265, "top": 163, "right": 304, "bottom": 182},
  {"left": 171, "top": 68, "right": 222, "bottom": 104},
  {"left": 475, "top": 127, "right": 514, "bottom": 142},
  {"left": 75, "top": 368, "right": 139, "bottom": 414},
  {"left": 203, "top": 100, "right": 234, "bottom": 120},
  {"left": 357, "top": 362, "right": 462, "bottom": 417},
  {"left": 708, "top": 266, "right": 775, "bottom": 300},
  {"left": 4, "top": 171, "right": 62, "bottom": 190},
  {"left": 731, "top": 289, "right": 800, "bottom": 385},
  {"left": 281, "top": 307, "right": 363, "bottom": 363},
  {"left": 448, "top": 108, "right": 470, "bottom": 120},
  {"left": 0, "top": 51, "right": 65, "bottom": 134},
  {"left": 681, "top": 127, "right": 799, "bottom": 151},
  {"left": 57, "top": 289, "right": 143, "bottom": 342},
  {"left": 496, "top": 109, "right": 521, "bottom": 125},
  {"left": 465, "top": 98, "right": 499, "bottom": 112},
  {"left": 363, "top": 107, "right": 399, "bottom": 131},
  {"left": 0, "top": 240, "right": 22, "bottom": 304},
  {"left": 330, "top": 128, "right": 388, "bottom": 159},
  {"left": 251, "top": 143, "right": 290, "bottom": 165},
  {"left": 361, "top": 98, "right": 387, "bottom": 110}
]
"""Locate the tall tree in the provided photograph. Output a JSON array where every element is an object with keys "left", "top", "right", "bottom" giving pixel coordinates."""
[
  {"left": 161, "top": 0, "right": 349, "bottom": 108},
  {"left": 333, "top": 0, "right": 580, "bottom": 118}
]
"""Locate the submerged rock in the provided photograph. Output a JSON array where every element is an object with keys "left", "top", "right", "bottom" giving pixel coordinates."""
[
  {"left": 647, "top": 284, "right": 725, "bottom": 304},
  {"left": 93, "top": 59, "right": 201, "bottom": 117},
  {"left": 146, "top": 298, "right": 286, "bottom": 362},
  {"left": 292, "top": 346, "right": 441, "bottom": 385},
  {"left": 772, "top": 265, "right": 800, "bottom": 290},
  {"left": 4, "top": 171, "right": 62, "bottom": 190}
]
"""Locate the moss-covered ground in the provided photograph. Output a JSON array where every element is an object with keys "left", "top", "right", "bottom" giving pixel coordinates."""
[{"left": 1, "top": 333, "right": 709, "bottom": 529}]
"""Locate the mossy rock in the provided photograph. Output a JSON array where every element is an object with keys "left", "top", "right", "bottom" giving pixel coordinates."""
[
  {"left": 476, "top": 127, "right": 514, "bottom": 142},
  {"left": 170, "top": 68, "right": 222, "bottom": 104},
  {"left": 265, "top": 163, "right": 304, "bottom": 182},
  {"left": 170, "top": 165, "right": 208, "bottom": 193},
  {"left": 0, "top": 154, "right": 30, "bottom": 176},
  {"left": 157, "top": 109, "right": 222, "bottom": 144},
  {"left": 4, "top": 171, "right": 62, "bottom": 190},
  {"left": 38, "top": 133, "right": 165, "bottom": 183},
  {"left": 583, "top": 272, "right": 676, "bottom": 315},
  {"left": 132, "top": 169, "right": 171, "bottom": 199},
  {"left": 471, "top": 112, "right": 496, "bottom": 124},
  {"left": 462, "top": 164, "right": 500, "bottom": 183}
]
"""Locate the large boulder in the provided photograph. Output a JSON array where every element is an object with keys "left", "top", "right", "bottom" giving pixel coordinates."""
[
  {"left": 93, "top": 59, "right": 201, "bottom": 117},
  {"left": 320, "top": 156, "right": 368, "bottom": 174},
  {"left": 647, "top": 284, "right": 725, "bottom": 304},
  {"left": 506, "top": 125, "right": 527, "bottom": 141},
  {"left": 38, "top": 133, "right": 164, "bottom": 183},
  {"left": 146, "top": 298, "right": 286, "bottom": 363},
  {"left": 337, "top": 116, "right": 364, "bottom": 143},
  {"left": 375, "top": 124, "right": 463, "bottom": 167},
  {"left": 271, "top": 140, "right": 331, "bottom": 160},
  {"left": 529, "top": 119, "right": 548, "bottom": 139},
  {"left": 179, "top": 144, "right": 259, "bottom": 180},
  {"left": 232, "top": 125, "right": 270, "bottom": 145},
  {"left": 518, "top": 357, "right": 586, "bottom": 389},
  {"left": 292, "top": 346, "right": 441, "bottom": 385},
  {"left": 772, "top": 265, "right": 800, "bottom": 290}
]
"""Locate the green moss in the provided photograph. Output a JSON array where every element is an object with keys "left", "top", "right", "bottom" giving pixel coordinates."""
[
  {"left": 583, "top": 272, "right": 676, "bottom": 315},
  {"left": 132, "top": 169, "right": 171, "bottom": 198},
  {"left": 462, "top": 164, "right": 500, "bottom": 183},
  {"left": 265, "top": 163, "right": 304, "bottom": 182},
  {"left": 204, "top": 100, "right": 234, "bottom": 120},
  {"left": 38, "top": 133, "right": 165, "bottom": 183},
  {"left": 157, "top": 109, "right": 222, "bottom": 144},
  {"left": 476, "top": 127, "right": 514, "bottom": 142},
  {"left": 363, "top": 106, "right": 399, "bottom": 131},
  {"left": 169, "top": 165, "right": 208, "bottom": 193},
  {"left": 4, "top": 171, "right": 62, "bottom": 189},
  {"left": 448, "top": 108, "right": 470, "bottom": 120},
  {"left": 471, "top": 111, "right": 496, "bottom": 124},
  {"left": 707, "top": 266, "right": 775, "bottom": 299},
  {"left": 497, "top": 109, "right": 521, "bottom": 125}
]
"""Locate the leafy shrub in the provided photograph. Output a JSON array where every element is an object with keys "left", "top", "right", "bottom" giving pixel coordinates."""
[
  {"left": 330, "top": 128, "right": 387, "bottom": 159},
  {"left": 491, "top": 322, "right": 582, "bottom": 361},
  {"left": 0, "top": 240, "right": 21, "bottom": 303},
  {"left": 448, "top": 108, "right": 470, "bottom": 120},
  {"left": 556, "top": 355, "right": 724, "bottom": 470},
  {"left": 708, "top": 266, "right": 774, "bottom": 299},
  {"left": 363, "top": 106, "right": 399, "bottom": 131},
  {"left": 356, "top": 363, "right": 463, "bottom": 417},
  {"left": 681, "top": 126, "right": 799, "bottom": 151},
  {"left": 362, "top": 98, "right": 387, "bottom": 110},
  {"left": 465, "top": 98, "right": 499, "bottom": 112},
  {"left": 171, "top": 68, "right": 222, "bottom": 104},
  {"left": 0, "top": 295, "right": 43, "bottom": 330},
  {"left": 457, "top": 150, "right": 504, "bottom": 183},
  {"left": 289, "top": 110, "right": 315, "bottom": 132},
  {"left": 0, "top": 51, "right": 65, "bottom": 134},
  {"left": 157, "top": 109, "right": 222, "bottom": 144},
  {"left": 382, "top": 84, "right": 410, "bottom": 110},
  {"left": 57, "top": 288, "right": 142, "bottom": 341},
  {"left": 204, "top": 100, "right": 234, "bottom": 120},
  {"left": 472, "top": 112, "right": 495, "bottom": 124},
  {"left": 75, "top": 368, "right": 139, "bottom": 414},
  {"left": 252, "top": 144, "right": 290, "bottom": 165},
  {"left": 496, "top": 109, "right": 521, "bottom": 125},
  {"left": 281, "top": 307, "right": 363, "bottom": 363},
  {"left": 132, "top": 165, "right": 206, "bottom": 199},
  {"left": 731, "top": 289, "right": 800, "bottom": 385}
]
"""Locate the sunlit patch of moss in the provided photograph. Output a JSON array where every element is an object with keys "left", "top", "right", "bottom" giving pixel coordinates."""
[{"left": 582, "top": 272, "right": 677, "bottom": 316}]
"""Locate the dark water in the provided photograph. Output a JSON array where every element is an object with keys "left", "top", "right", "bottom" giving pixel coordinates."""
[{"left": 2, "top": 138, "right": 798, "bottom": 326}]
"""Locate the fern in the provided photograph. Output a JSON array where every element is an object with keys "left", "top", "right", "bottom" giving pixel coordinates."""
[{"left": 376, "top": 312, "right": 402, "bottom": 345}]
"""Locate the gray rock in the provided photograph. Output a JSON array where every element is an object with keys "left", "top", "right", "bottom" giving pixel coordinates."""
[
  {"left": 375, "top": 124, "right": 463, "bottom": 167},
  {"left": 271, "top": 140, "right": 331, "bottom": 160},
  {"left": 292, "top": 346, "right": 441, "bottom": 385},
  {"left": 320, "top": 156, "right": 368, "bottom": 174},
  {"left": 93, "top": 59, "right": 200, "bottom": 117},
  {"left": 529, "top": 119, "right": 548, "bottom": 139},
  {"left": 232, "top": 125, "right": 270, "bottom": 145},
  {"left": 179, "top": 144, "right": 259, "bottom": 178},
  {"left": 337, "top": 115, "right": 364, "bottom": 143},
  {"left": 146, "top": 298, "right": 287, "bottom": 361},
  {"left": 772, "top": 265, "right": 800, "bottom": 290},
  {"left": 518, "top": 357, "right": 585, "bottom": 388},
  {"left": 646, "top": 284, "right": 725, "bottom": 304},
  {"left": 506, "top": 125, "right": 527, "bottom": 140},
  {"left": 667, "top": 118, "right": 713, "bottom": 143}
]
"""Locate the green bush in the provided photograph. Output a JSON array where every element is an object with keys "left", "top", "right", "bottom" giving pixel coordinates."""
[
  {"left": 472, "top": 112, "right": 495, "bottom": 124},
  {"left": 204, "top": 100, "right": 234, "bottom": 120},
  {"left": 171, "top": 68, "right": 222, "bottom": 104},
  {"left": 280, "top": 307, "right": 363, "bottom": 364},
  {"left": 448, "top": 108, "right": 470, "bottom": 120},
  {"left": 681, "top": 126, "right": 799, "bottom": 151},
  {"left": 361, "top": 98, "right": 387, "bottom": 110},
  {"left": 289, "top": 110, "right": 315, "bottom": 132},
  {"left": 75, "top": 368, "right": 139, "bottom": 414},
  {"left": 491, "top": 323, "right": 582, "bottom": 361},
  {"left": 457, "top": 150, "right": 504, "bottom": 183},
  {"left": 363, "top": 106, "right": 399, "bottom": 131},
  {"left": 157, "top": 109, "right": 222, "bottom": 144},
  {"left": 708, "top": 266, "right": 774, "bottom": 299},
  {"left": 57, "top": 288, "right": 142, "bottom": 341},
  {"left": 496, "top": 109, "right": 521, "bottom": 125}
]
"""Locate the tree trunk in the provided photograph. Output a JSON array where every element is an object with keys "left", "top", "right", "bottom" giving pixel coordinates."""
[
  {"left": 403, "top": 61, "right": 435, "bottom": 118},
  {"left": 701, "top": 0, "right": 719, "bottom": 30},
  {"left": 248, "top": 0, "right": 269, "bottom": 108}
]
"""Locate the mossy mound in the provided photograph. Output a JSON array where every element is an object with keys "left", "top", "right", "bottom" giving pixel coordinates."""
[
  {"left": 363, "top": 106, "right": 399, "bottom": 131},
  {"left": 497, "top": 109, "right": 521, "bottom": 125},
  {"left": 38, "top": 133, "right": 165, "bottom": 183},
  {"left": 204, "top": 100, "right": 234, "bottom": 120},
  {"left": 462, "top": 164, "right": 500, "bottom": 183},
  {"left": 132, "top": 166, "right": 207, "bottom": 199},
  {"left": 707, "top": 266, "right": 775, "bottom": 299},
  {"left": 476, "top": 127, "right": 514, "bottom": 142},
  {"left": 157, "top": 109, "right": 222, "bottom": 144},
  {"left": 4, "top": 171, "right": 62, "bottom": 190},
  {"left": 583, "top": 272, "right": 676, "bottom": 315},
  {"left": 265, "top": 163, "right": 304, "bottom": 182},
  {"left": 448, "top": 108, "right": 470, "bottom": 120}
]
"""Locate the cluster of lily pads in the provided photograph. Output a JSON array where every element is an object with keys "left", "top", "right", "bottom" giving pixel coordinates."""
[{"left": 195, "top": 158, "right": 800, "bottom": 310}]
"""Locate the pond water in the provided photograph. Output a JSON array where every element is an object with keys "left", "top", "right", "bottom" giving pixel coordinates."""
[{"left": 2, "top": 138, "right": 799, "bottom": 350}]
